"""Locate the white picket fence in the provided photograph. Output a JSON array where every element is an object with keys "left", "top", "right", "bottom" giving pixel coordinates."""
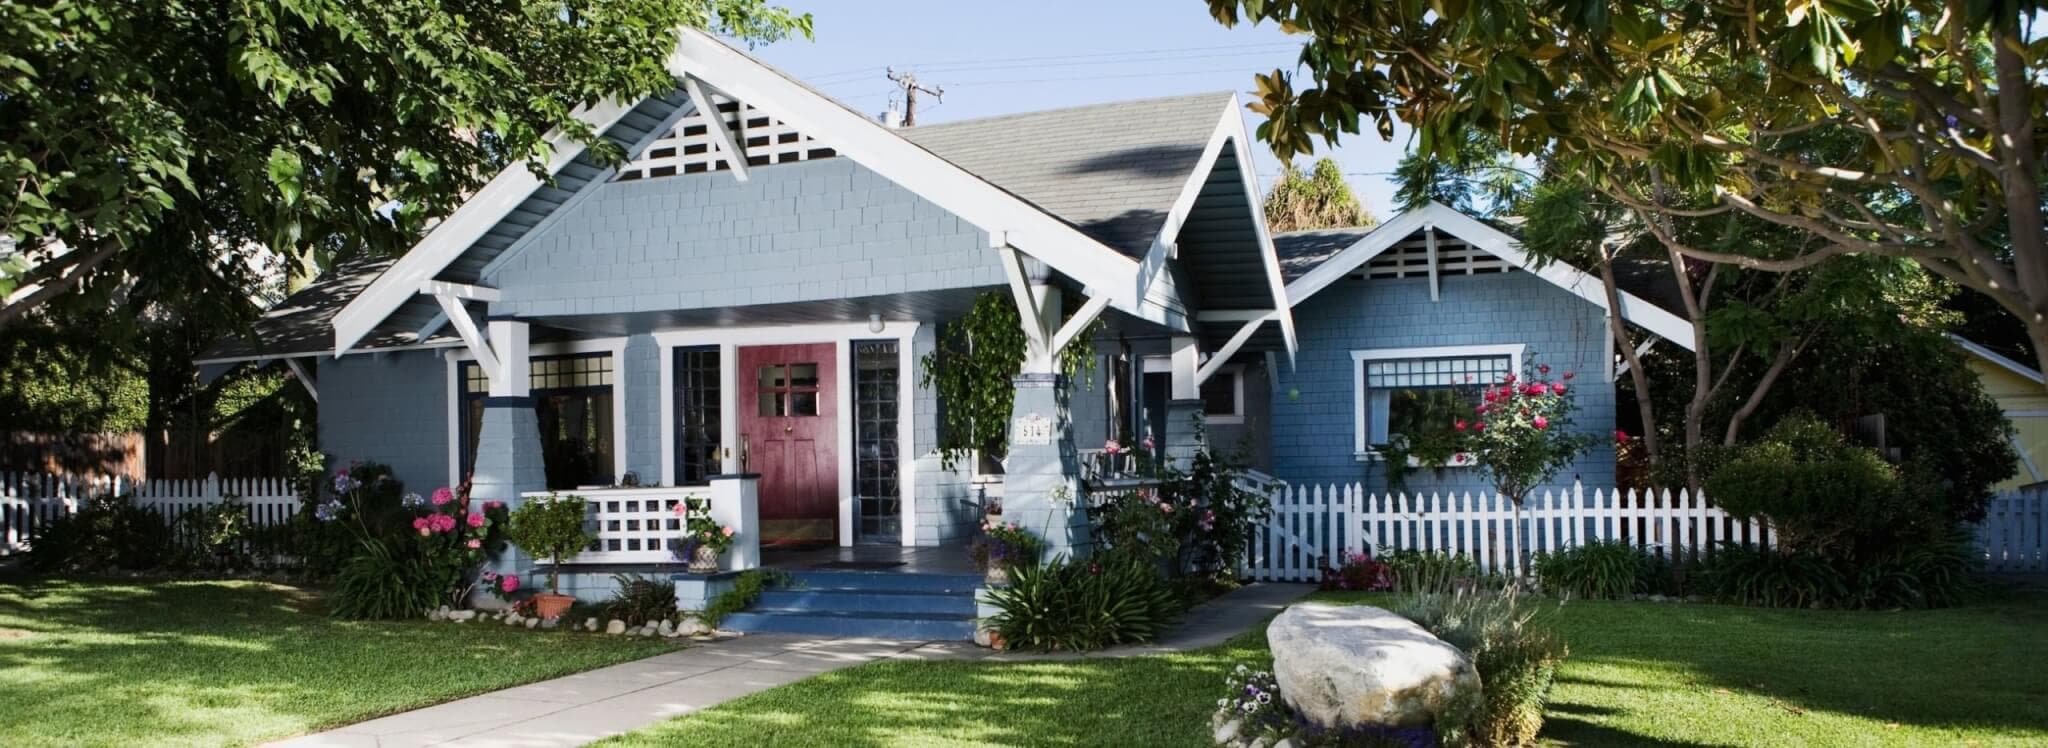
[
  {"left": 1245, "top": 481, "right": 2048, "bottom": 580},
  {"left": 1243, "top": 482, "right": 1769, "bottom": 581},
  {"left": 1, "top": 472, "right": 300, "bottom": 555},
  {"left": 1979, "top": 487, "right": 2047, "bottom": 572}
]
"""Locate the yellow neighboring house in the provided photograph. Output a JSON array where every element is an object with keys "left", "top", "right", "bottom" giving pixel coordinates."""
[{"left": 1952, "top": 336, "right": 2048, "bottom": 489}]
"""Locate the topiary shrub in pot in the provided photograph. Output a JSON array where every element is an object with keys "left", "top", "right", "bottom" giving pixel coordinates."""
[{"left": 505, "top": 493, "right": 593, "bottom": 621}]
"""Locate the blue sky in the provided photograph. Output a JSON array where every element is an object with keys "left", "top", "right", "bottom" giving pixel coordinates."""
[{"left": 746, "top": 0, "right": 1414, "bottom": 219}]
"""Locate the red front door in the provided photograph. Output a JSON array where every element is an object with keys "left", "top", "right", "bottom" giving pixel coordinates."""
[{"left": 738, "top": 344, "right": 838, "bottom": 545}]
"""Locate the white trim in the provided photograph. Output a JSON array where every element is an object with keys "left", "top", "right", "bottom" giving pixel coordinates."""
[
  {"left": 192, "top": 340, "right": 465, "bottom": 367},
  {"left": 1287, "top": 202, "right": 1696, "bottom": 351},
  {"left": 1215, "top": 99, "right": 1299, "bottom": 361},
  {"left": 446, "top": 336, "right": 630, "bottom": 485},
  {"left": 283, "top": 358, "right": 318, "bottom": 403},
  {"left": 996, "top": 246, "right": 1050, "bottom": 368},
  {"left": 2004, "top": 409, "right": 2048, "bottom": 418},
  {"left": 332, "top": 98, "right": 635, "bottom": 354},
  {"left": 1196, "top": 311, "right": 1278, "bottom": 386},
  {"left": 1349, "top": 344, "right": 1527, "bottom": 455},
  {"left": 682, "top": 75, "right": 749, "bottom": 182},
  {"left": 1202, "top": 365, "right": 1246, "bottom": 425},
  {"left": 1423, "top": 226, "right": 1441, "bottom": 302},
  {"left": 1049, "top": 290, "right": 1111, "bottom": 355},
  {"left": 433, "top": 293, "right": 500, "bottom": 376},
  {"left": 650, "top": 321, "right": 923, "bottom": 546},
  {"left": 418, "top": 281, "right": 501, "bottom": 302},
  {"left": 1952, "top": 334, "right": 2046, "bottom": 385},
  {"left": 2011, "top": 433, "right": 2044, "bottom": 483}
]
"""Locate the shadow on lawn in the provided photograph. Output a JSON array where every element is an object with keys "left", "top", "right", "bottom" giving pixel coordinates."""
[
  {"left": 0, "top": 577, "right": 672, "bottom": 747},
  {"left": 1539, "top": 592, "right": 2048, "bottom": 742}
]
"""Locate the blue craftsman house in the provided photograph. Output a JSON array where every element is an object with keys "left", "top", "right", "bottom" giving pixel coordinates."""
[{"left": 201, "top": 31, "right": 1688, "bottom": 638}]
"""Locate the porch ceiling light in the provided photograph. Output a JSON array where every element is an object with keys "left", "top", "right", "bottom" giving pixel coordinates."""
[{"left": 868, "top": 314, "right": 885, "bottom": 334}]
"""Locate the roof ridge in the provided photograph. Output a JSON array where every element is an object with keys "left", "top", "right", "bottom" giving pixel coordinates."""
[{"left": 902, "top": 90, "right": 1235, "bottom": 132}]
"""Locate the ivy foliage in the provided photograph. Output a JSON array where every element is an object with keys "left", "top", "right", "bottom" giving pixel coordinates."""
[{"left": 919, "top": 291, "right": 1100, "bottom": 471}]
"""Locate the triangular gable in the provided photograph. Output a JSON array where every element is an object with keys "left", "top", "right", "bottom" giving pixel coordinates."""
[
  {"left": 1952, "top": 334, "right": 2045, "bottom": 385},
  {"left": 1284, "top": 202, "right": 1696, "bottom": 351},
  {"left": 334, "top": 29, "right": 1222, "bottom": 354},
  {"left": 616, "top": 92, "right": 835, "bottom": 180}
]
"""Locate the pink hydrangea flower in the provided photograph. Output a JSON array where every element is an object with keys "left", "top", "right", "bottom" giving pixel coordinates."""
[
  {"left": 412, "top": 517, "right": 429, "bottom": 531},
  {"left": 1103, "top": 439, "right": 1122, "bottom": 455},
  {"left": 484, "top": 500, "right": 504, "bottom": 511},
  {"left": 466, "top": 538, "right": 481, "bottom": 549},
  {"left": 722, "top": 526, "right": 735, "bottom": 537},
  {"left": 1551, "top": 382, "right": 1567, "bottom": 395},
  {"left": 501, "top": 575, "right": 519, "bottom": 592},
  {"left": 466, "top": 512, "right": 485, "bottom": 528},
  {"left": 1533, "top": 416, "right": 1550, "bottom": 430},
  {"left": 1140, "top": 436, "right": 1156, "bottom": 452},
  {"left": 431, "top": 487, "right": 455, "bottom": 506}
]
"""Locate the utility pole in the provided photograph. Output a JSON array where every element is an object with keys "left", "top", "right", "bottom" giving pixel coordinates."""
[{"left": 886, "top": 68, "right": 943, "bottom": 127}]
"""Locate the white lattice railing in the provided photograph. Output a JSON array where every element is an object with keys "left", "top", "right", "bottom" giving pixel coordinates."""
[{"left": 524, "top": 477, "right": 759, "bottom": 570}]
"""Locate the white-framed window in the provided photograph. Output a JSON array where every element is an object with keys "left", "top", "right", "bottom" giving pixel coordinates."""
[
  {"left": 1200, "top": 365, "right": 1245, "bottom": 424},
  {"left": 445, "top": 338, "right": 629, "bottom": 490},
  {"left": 1351, "top": 344, "right": 1524, "bottom": 458}
]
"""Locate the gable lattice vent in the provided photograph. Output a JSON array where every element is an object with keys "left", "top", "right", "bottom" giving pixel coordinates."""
[
  {"left": 1353, "top": 232, "right": 1512, "bottom": 280},
  {"left": 615, "top": 95, "right": 835, "bottom": 181}
]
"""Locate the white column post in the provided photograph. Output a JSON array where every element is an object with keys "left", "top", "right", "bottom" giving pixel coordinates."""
[
  {"left": 710, "top": 475, "right": 760, "bottom": 571},
  {"left": 1165, "top": 335, "right": 1205, "bottom": 466}
]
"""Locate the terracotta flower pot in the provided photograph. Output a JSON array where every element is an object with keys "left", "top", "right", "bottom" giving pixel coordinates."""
[
  {"left": 532, "top": 592, "right": 575, "bottom": 622},
  {"left": 688, "top": 544, "right": 721, "bottom": 574}
]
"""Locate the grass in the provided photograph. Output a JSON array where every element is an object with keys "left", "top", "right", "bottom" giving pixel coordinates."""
[
  {"left": 602, "top": 589, "right": 2048, "bottom": 747},
  {"left": 0, "top": 576, "right": 679, "bottom": 748}
]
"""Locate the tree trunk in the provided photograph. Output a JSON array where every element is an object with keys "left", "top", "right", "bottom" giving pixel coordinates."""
[
  {"left": 1599, "top": 252, "right": 1661, "bottom": 460},
  {"left": 1722, "top": 338, "right": 1806, "bottom": 446}
]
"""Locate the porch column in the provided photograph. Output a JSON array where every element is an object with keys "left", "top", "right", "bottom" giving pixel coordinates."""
[
  {"left": 1164, "top": 335, "right": 1206, "bottom": 467},
  {"left": 471, "top": 318, "right": 547, "bottom": 581},
  {"left": 1004, "top": 372, "right": 1090, "bottom": 561}
]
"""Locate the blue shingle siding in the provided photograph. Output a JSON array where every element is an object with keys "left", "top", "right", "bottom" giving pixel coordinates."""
[
  {"left": 910, "top": 325, "right": 975, "bottom": 546},
  {"left": 1269, "top": 271, "right": 1617, "bottom": 494},
  {"left": 485, "top": 159, "right": 1000, "bottom": 317},
  {"left": 317, "top": 350, "right": 450, "bottom": 490},
  {"left": 622, "top": 333, "right": 661, "bottom": 482}
]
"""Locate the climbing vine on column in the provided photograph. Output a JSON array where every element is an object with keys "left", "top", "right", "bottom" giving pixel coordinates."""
[{"left": 920, "top": 291, "right": 1101, "bottom": 471}]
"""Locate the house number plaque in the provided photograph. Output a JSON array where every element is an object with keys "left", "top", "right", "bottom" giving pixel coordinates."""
[{"left": 1013, "top": 413, "right": 1053, "bottom": 446}]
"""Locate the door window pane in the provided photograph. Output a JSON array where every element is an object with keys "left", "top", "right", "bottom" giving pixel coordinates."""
[
  {"left": 853, "top": 341, "right": 900, "bottom": 539},
  {"left": 673, "top": 347, "right": 721, "bottom": 485}
]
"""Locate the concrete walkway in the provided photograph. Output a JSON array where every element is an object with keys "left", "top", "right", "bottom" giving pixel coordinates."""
[
  {"left": 268, "top": 635, "right": 927, "bottom": 748},
  {"left": 270, "top": 582, "right": 1316, "bottom": 747}
]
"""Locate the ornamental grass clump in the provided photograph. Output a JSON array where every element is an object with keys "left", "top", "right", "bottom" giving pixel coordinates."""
[
  {"left": 1386, "top": 582, "right": 1567, "bottom": 747},
  {"left": 983, "top": 556, "right": 1180, "bottom": 651},
  {"left": 1533, "top": 540, "right": 1658, "bottom": 600},
  {"left": 320, "top": 463, "right": 513, "bottom": 618}
]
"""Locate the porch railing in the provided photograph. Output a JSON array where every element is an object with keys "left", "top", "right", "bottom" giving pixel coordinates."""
[{"left": 524, "top": 475, "right": 759, "bottom": 570}]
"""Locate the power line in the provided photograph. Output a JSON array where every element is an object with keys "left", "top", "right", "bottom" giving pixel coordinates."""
[
  {"left": 941, "top": 66, "right": 1269, "bottom": 87},
  {"left": 798, "top": 41, "right": 1297, "bottom": 84}
]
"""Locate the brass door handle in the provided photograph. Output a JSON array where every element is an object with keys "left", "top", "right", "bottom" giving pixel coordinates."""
[{"left": 783, "top": 424, "right": 793, "bottom": 433}]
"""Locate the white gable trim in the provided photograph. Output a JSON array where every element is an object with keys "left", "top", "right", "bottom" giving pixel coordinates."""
[
  {"left": 331, "top": 98, "right": 636, "bottom": 354},
  {"left": 1952, "top": 334, "right": 2046, "bottom": 385},
  {"left": 1286, "top": 202, "right": 1697, "bottom": 351}
]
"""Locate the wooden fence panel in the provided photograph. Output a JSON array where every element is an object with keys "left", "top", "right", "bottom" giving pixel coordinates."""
[{"left": 1, "top": 471, "right": 299, "bottom": 556}]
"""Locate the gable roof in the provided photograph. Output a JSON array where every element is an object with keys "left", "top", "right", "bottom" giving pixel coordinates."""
[
  {"left": 1279, "top": 202, "right": 1696, "bottom": 350},
  {"left": 1273, "top": 226, "right": 1375, "bottom": 284},
  {"left": 1952, "top": 334, "right": 2046, "bottom": 385},
  {"left": 899, "top": 93, "right": 1229, "bottom": 259},
  {"left": 318, "top": 30, "right": 1293, "bottom": 357}
]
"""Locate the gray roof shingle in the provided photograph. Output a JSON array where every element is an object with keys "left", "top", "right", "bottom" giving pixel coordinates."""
[
  {"left": 902, "top": 92, "right": 1231, "bottom": 258},
  {"left": 1271, "top": 226, "right": 1375, "bottom": 284}
]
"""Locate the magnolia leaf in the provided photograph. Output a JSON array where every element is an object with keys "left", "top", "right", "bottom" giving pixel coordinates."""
[{"left": 266, "top": 148, "right": 303, "bottom": 206}]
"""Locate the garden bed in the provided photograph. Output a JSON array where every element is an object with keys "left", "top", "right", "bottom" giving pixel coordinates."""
[
  {"left": 0, "top": 577, "right": 677, "bottom": 747},
  {"left": 597, "top": 589, "right": 2048, "bottom": 746}
]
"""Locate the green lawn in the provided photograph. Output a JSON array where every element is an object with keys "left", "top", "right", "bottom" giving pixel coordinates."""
[
  {"left": 0, "top": 577, "right": 678, "bottom": 748},
  {"left": 603, "top": 590, "right": 2048, "bottom": 747}
]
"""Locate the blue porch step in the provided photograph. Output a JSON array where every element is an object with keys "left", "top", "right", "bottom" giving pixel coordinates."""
[{"left": 723, "top": 569, "right": 984, "bottom": 640}]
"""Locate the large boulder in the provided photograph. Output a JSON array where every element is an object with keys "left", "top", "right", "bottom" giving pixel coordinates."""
[{"left": 1267, "top": 603, "right": 1479, "bottom": 728}]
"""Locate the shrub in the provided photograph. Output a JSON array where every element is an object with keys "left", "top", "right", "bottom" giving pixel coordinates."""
[
  {"left": 603, "top": 574, "right": 678, "bottom": 626},
  {"left": 1088, "top": 440, "right": 1271, "bottom": 581},
  {"left": 170, "top": 497, "right": 254, "bottom": 571},
  {"left": 506, "top": 493, "right": 593, "bottom": 594},
  {"left": 330, "top": 539, "right": 442, "bottom": 619},
  {"left": 1320, "top": 550, "right": 1394, "bottom": 592},
  {"left": 968, "top": 520, "right": 1043, "bottom": 571},
  {"left": 985, "top": 557, "right": 1181, "bottom": 651},
  {"left": 26, "top": 492, "right": 172, "bottom": 572},
  {"left": 1386, "top": 584, "right": 1566, "bottom": 747},
  {"left": 1694, "top": 544, "right": 1846, "bottom": 609},
  {"left": 1380, "top": 549, "right": 1480, "bottom": 592},
  {"left": 698, "top": 569, "right": 791, "bottom": 628},
  {"left": 1533, "top": 540, "right": 1655, "bottom": 600}
]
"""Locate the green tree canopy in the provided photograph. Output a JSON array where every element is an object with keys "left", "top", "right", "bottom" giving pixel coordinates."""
[
  {"left": 1208, "top": 0, "right": 2048, "bottom": 380},
  {"left": 0, "top": 0, "right": 810, "bottom": 326},
  {"left": 1263, "top": 157, "right": 1375, "bottom": 232}
]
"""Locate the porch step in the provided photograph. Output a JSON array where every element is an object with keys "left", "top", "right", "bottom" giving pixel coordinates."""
[
  {"left": 719, "top": 610, "right": 977, "bottom": 640},
  {"left": 721, "top": 569, "right": 984, "bottom": 641},
  {"left": 755, "top": 589, "right": 977, "bottom": 616},
  {"left": 781, "top": 570, "right": 985, "bottom": 595}
]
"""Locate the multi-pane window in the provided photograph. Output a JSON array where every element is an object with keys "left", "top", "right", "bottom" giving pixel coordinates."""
[
  {"left": 1360, "top": 355, "right": 1510, "bottom": 447},
  {"left": 853, "top": 341, "right": 900, "bottom": 540},
  {"left": 673, "top": 347, "right": 722, "bottom": 486},
  {"left": 755, "top": 363, "right": 821, "bottom": 416},
  {"left": 461, "top": 353, "right": 616, "bottom": 490},
  {"left": 1200, "top": 368, "right": 1244, "bottom": 424}
]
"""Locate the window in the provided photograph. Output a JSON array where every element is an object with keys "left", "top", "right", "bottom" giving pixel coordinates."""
[
  {"left": 672, "top": 347, "right": 722, "bottom": 486},
  {"left": 460, "top": 353, "right": 617, "bottom": 490},
  {"left": 1352, "top": 345, "right": 1523, "bottom": 457},
  {"left": 755, "top": 362, "right": 821, "bottom": 416},
  {"left": 1200, "top": 367, "right": 1244, "bottom": 424},
  {"left": 853, "top": 340, "right": 901, "bottom": 539}
]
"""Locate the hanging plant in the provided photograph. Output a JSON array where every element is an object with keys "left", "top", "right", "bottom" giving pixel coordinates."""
[{"left": 920, "top": 291, "right": 1101, "bottom": 471}]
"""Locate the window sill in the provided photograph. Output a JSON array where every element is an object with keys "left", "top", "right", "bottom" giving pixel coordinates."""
[{"left": 1354, "top": 451, "right": 1477, "bottom": 469}]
